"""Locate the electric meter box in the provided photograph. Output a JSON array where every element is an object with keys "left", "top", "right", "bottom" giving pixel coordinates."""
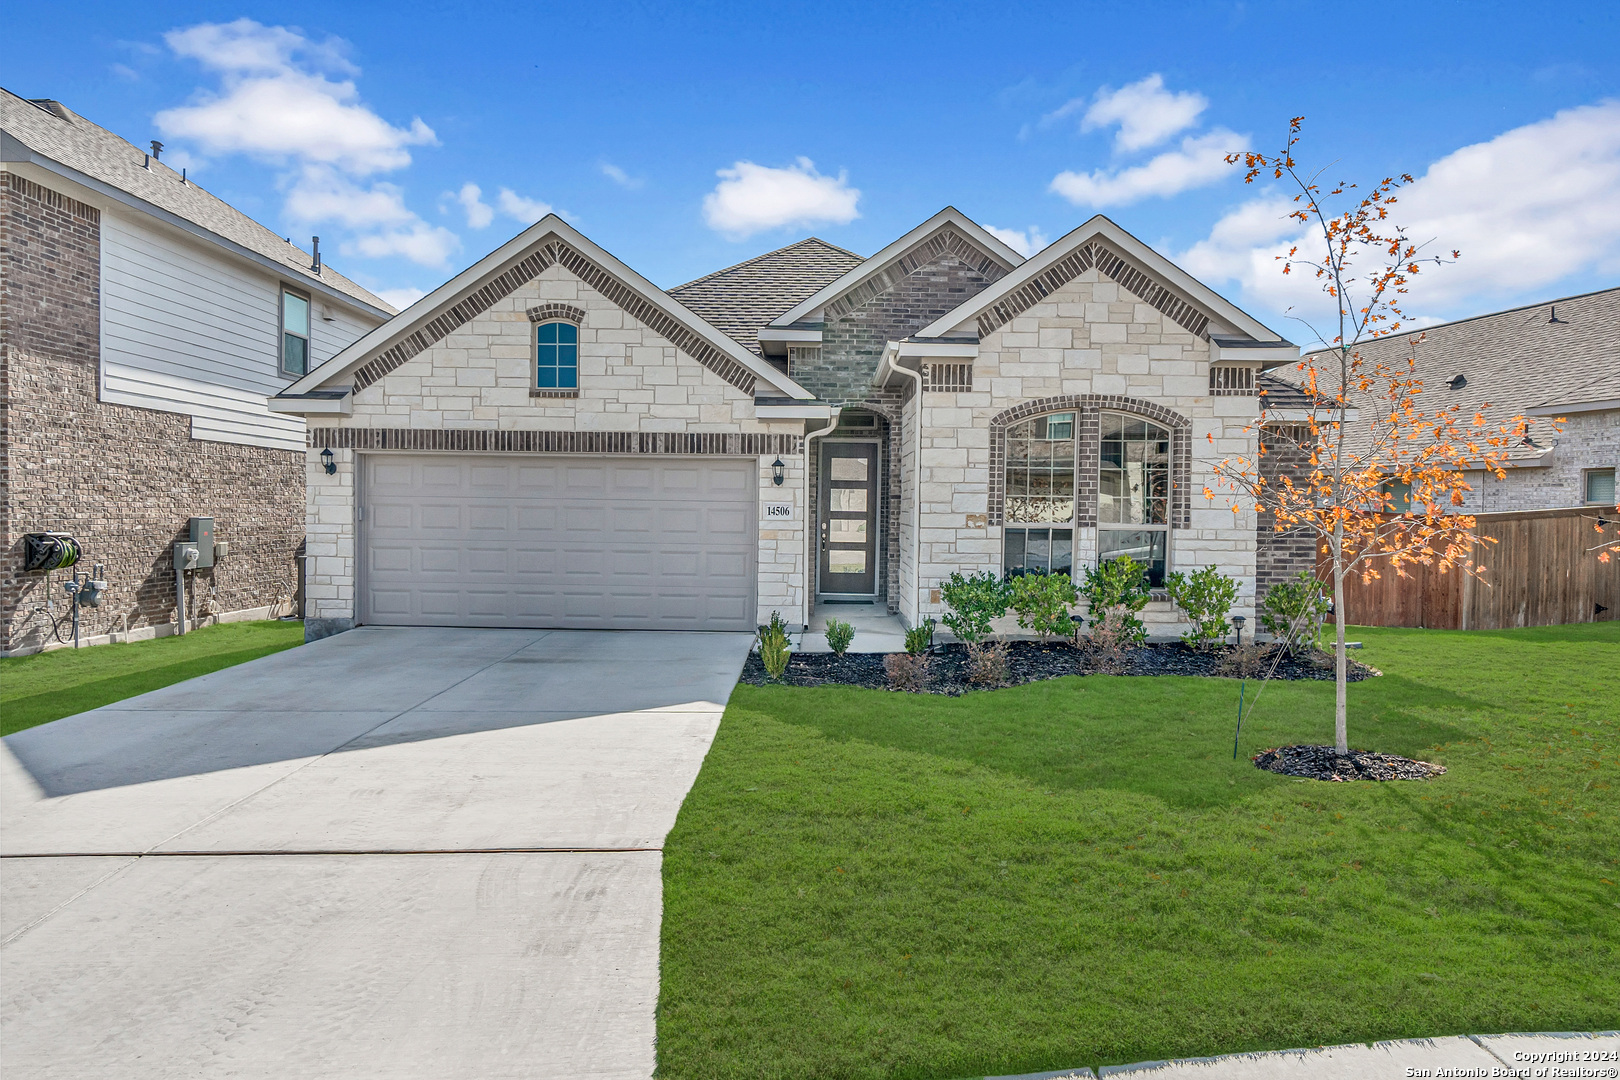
[{"left": 187, "top": 517, "right": 215, "bottom": 569}]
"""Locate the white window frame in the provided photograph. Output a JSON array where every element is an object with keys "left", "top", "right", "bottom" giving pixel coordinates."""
[
  {"left": 279, "top": 286, "right": 311, "bottom": 378},
  {"left": 1584, "top": 467, "right": 1616, "bottom": 506},
  {"left": 1097, "top": 411, "right": 1172, "bottom": 585}
]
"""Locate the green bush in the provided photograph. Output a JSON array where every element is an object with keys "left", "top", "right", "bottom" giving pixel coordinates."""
[
  {"left": 1008, "top": 571, "right": 1080, "bottom": 641},
  {"left": 823, "top": 617, "right": 855, "bottom": 656},
  {"left": 757, "top": 610, "right": 793, "bottom": 680},
  {"left": 939, "top": 571, "right": 1009, "bottom": 646},
  {"left": 1078, "top": 556, "right": 1152, "bottom": 644},
  {"left": 1165, "top": 565, "right": 1240, "bottom": 649},
  {"left": 1261, "top": 572, "right": 1331, "bottom": 654},
  {"left": 904, "top": 618, "right": 936, "bottom": 656}
]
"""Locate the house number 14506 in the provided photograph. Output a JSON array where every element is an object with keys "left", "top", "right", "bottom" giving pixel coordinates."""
[{"left": 762, "top": 503, "right": 794, "bottom": 520}]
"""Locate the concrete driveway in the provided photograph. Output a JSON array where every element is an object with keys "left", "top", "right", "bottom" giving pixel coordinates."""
[{"left": 1, "top": 627, "right": 751, "bottom": 1079}]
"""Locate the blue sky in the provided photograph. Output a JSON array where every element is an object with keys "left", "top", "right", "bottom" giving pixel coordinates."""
[{"left": 11, "top": 1, "right": 1619, "bottom": 339}]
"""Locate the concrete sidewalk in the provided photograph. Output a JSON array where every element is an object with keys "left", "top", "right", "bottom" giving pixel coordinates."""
[
  {"left": 987, "top": 1031, "right": 1619, "bottom": 1079},
  {"left": 1, "top": 627, "right": 752, "bottom": 1079}
]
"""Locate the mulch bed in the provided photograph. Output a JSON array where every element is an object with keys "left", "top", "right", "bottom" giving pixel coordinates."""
[
  {"left": 739, "top": 640, "right": 1378, "bottom": 696},
  {"left": 1253, "top": 744, "right": 1447, "bottom": 782}
]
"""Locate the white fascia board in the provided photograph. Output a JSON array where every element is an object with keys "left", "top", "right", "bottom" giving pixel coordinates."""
[
  {"left": 917, "top": 214, "right": 1284, "bottom": 343},
  {"left": 287, "top": 215, "right": 815, "bottom": 401},
  {"left": 1527, "top": 398, "right": 1620, "bottom": 416},
  {"left": 267, "top": 394, "right": 352, "bottom": 415},
  {"left": 1213, "top": 343, "right": 1301, "bottom": 366},
  {"left": 896, "top": 341, "right": 979, "bottom": 359},
  {"left": 757, "top": 328, "right": 823, "bottom": 343},
  {"left": 754, "top": 402, "right": 836, "bottom": 420},
  {"left": 768, "top": 207, "right": 1024, "bottom": 329},
  {"left": 0, "top": 154, "right": 392, "bottom": 322}
]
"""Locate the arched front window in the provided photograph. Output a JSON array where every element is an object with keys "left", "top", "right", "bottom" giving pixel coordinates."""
[
  {"left": 534, "top": 320, "right": 579, "bottom": 390},
  {"left": 1003, "top": 412, "right": 1075, "bottom": 575},
  {"left": 1098, "top": 412, "right": 1169, "bottom": 584}
]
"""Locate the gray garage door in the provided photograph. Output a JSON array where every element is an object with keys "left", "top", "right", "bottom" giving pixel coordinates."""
[{"left": 362, "top": 454, "right": 757, "bottom": 631}]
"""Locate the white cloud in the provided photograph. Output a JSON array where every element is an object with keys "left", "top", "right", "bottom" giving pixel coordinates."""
[
  {"left": 376, "top": 286, "right": 427, "bottom": 311},
  {"left": 1179, "top": 101, "right": 1620, "bottom": 325},
  {"left": 1051, "top": 129, "right": 1246, "bottom": 208},
  {"left": 985, "top": 225, "right": 1049, "bottom": 258},
  {"left": 345, "top": 223, "right": 460, "bottom": 268},
  {"left": 156, "top": 19, "right": 450, "bottom": 268},
  {"left": 601, "top": 162, "right": 643, "bottom": 189},
  {"left": 111, "top": 63, "right": 140, "bottom": 82},
  {"left": 702, "top": 157, "right": 860, "bottom": 240},
  {"left": 1077, "top": 74, "right": 1208, "bottom": 152},
  {"left": 446, "top": 182, "right": 494, "bottom": 228},
  {"left": 496, "top": 188, "right": 553, "bottom": 224}
]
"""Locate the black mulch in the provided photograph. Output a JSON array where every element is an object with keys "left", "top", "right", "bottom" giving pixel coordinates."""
[
  {"left": 1253, "top": 744, "right": 1447, "bottom": 782},
  {"left": 738, "top": 640, "right": 1378, "bottom": 696}
]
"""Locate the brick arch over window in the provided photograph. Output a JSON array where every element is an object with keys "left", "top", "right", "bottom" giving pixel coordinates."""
[
  {"left": 526, "top": 302, "right": 585, "bottom": 324},
  {"left": 988, "top": 395, "right": 1192, "bottom": 528}
]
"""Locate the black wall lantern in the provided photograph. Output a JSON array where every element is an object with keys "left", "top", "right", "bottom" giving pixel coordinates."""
[
  {"left": 320, "top": 447, "right": 336, "bottom": 475},
  {"left": 771, "top": 457, "right": 785, "bottom": 486}
]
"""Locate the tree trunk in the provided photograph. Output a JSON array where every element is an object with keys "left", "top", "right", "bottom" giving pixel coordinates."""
[{"left": 1332, "top": 526, "right": 1349, "bottom": 756}]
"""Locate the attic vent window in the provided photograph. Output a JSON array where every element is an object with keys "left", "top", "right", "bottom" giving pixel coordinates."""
[
  {"left": 1209, "top": 365, "right": 1257, "bottom": 396},
  {"left": 923, "top": 362, "right": 974, "bottom": 393}
]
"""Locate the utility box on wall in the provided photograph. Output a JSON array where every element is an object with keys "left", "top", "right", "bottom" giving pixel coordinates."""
[{"left": 187, "top": 517, "right": 215, "bottom": 569}]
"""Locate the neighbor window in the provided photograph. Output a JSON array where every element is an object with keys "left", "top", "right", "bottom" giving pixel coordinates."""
[
  {"left": 534, "top": 321, "right": 579, "bottom": 390},
  {"left": 1586, "top": 468, "right": 1617, "bottom": 506},
  {"left": 1004, "top": 412, "right": 1076, "bottom": 576},
  {"left": 1098, "top": 412, "right": 1170, "bottom": 585},
  {"left": 280, "top": 287, "right": 310, "bottom": 377}
]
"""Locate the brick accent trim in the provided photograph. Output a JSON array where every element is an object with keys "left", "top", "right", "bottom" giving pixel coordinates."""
[
  {"left": 526, "top": 303, "right": 585, "bottom": 324},
  {"left": 922, "top": 362, "right": 973, "bottom": 393},
  {"left": 976, "top": 242, "right": 1211, "bottom": 341},
  {"left": 529, "top": 389, "right": 579, "bottom": 399},
  {"left": 4, "top": 173, "right": 99, "bottom": 223},
  {"left": 350, "top": 240, "right": 757, "bottom": 395},
  {"left": 310, "top": 427, "right": 801, "bottom": 455},
  {"left": 987, "top": 395, "right": 1193, "bottom": 529},
  {"left": 824, "top": 229, "right": 1011, "bottom": 321}
]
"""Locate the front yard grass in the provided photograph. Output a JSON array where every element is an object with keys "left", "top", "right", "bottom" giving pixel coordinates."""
[
  {"left": 658, "top": 624, "right": 1619, "bottom": 1079},
  {"left": 1, "top": 620, "right": 304, "bottom": 736}
]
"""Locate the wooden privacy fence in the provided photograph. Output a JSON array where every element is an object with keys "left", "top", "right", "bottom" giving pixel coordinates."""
[{"left": 1326, "top": 506, "right": 1619, "bottom": 630}]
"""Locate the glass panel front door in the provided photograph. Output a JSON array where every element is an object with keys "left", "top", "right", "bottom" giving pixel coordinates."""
[{"left": 819, "top": 443, "right": 878, "bottom": 595}]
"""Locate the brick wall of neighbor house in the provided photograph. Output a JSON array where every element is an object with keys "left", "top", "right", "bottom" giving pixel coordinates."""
[
  {"left": 906, "top": 265, "right": 1260, "bottom": 636},
  {"left": 1456, "top": 409, "right": 1620, "bottom": 513},
  {"left": 302, "top": 260, "right": 808, "bottom": 633},
  {"left": 0, "top": 174, "right": 302, "bottom": 654},
  {"left": 1255, "top": 424, "right": 1318, "bottom": 602}
]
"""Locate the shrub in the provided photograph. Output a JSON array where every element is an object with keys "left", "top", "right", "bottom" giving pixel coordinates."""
[
  {"left": 756, "top": 610, "right": 792, "bottom": 680},
  {"left": 1261, "top": 572, "right": 1331, "bottom": 655},
  {"left": 1164, "top": 565, "right": 1240, "bottom": 649},
  {"left": 939, "top": 571, "right": 1009, "bottom": 647},
  {"left": 904, "top": 618, "right": 936, "bottom": 656},
  {"left": 824, "top": 618, "right": 855, "bottom": 656},
  {"left": 1085, "top": 604, "right": 1143, "bottom": 674},
  {"left": 1215, "top": 641, "right": 1277, "bottom": 679},
  {"left": 1007, "top": 571, "right": 1080, "bottom": 641},
  {"left": 884, "top": 652, "right": 931, "bottom": 692},
  {"left": 1078, "top": 556, "right": 1152, "bottom": 644},
  {"left": 966, "top": 640, "right": 1009, "bottom": 688}
]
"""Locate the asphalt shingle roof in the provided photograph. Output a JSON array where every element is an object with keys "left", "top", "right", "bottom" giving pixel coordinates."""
[
  {"left": 668, "top": 238, "right": 864, "bottom": 354},
  {"left": 1282, "top": 286, "right": 1620, "bottom": 463},
  {"left": 1, "top": 89, "right": 394, "bottom": 314}
]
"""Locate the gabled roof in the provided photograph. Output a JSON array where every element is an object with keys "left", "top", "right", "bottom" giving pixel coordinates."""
[
  {"left": 0, "top": 88, "right": 392, "bottom": 316},
  {"left": 767, "top": 207, "right": 1025, "bottom": 328},
  {"left": 916, "top": 214, "right": 1286, "bottom": 344},
  {"left": 281, "top": 215, "right": 815, "bottom": 403},
  {"left": 668, "top": 238, "right": 864, "bottom": 355}
]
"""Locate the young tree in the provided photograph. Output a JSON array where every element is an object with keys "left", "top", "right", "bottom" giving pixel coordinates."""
[{"left": 1209, "top": 119, "right": 1554, "bottom": 755}]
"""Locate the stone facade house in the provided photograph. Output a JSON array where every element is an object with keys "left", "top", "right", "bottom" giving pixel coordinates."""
[
  {"left": 1, "top": 91, "right": 391, "bottom": 654},
  {"left": 274, "top": 209, "right": 1300, "bottom": 640}
]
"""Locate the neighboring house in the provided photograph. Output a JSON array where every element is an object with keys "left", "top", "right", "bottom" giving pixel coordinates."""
[
  {"left": 1, "top": 91, "right": 392, "bottom": 655},
  {"left": 273, "top": 208, "right": 1298, "bottom": 640}
]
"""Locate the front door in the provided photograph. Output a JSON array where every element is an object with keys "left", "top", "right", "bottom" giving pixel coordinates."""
[{"left": 819, "top": 442, "right": 878, "bottom": 595}]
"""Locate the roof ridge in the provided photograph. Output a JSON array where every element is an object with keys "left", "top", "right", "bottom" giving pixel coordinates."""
[
  {"left": 1302, "top": 284, "right": 1620, "bottom": 354},
  {"left": 669, "top": 236, "right": 864, "bottom": 293}
]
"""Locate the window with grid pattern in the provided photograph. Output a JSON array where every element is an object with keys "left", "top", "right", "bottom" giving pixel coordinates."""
[{"left": 534, "top": 321, "right": 578, "bottom": 389}]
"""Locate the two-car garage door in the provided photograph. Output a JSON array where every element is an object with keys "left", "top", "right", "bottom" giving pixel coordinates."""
[{"left": 361, "top": 454, "right": 757, "bottom": 631}]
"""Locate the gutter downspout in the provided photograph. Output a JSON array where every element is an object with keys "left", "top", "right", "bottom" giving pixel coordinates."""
[
  {"left": 883, "top": 344, "right": 926, "bottom": 628},
  {"left": 802, "top": 409, "right": 841, "bottom": 632}
]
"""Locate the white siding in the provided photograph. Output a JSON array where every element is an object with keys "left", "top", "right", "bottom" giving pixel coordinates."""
[{"left": 99, "top": 210, "right": 378, "bottom": 451}]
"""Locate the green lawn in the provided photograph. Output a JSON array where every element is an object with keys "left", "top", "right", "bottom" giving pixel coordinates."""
[
  {"left": 658, "top": 624, "right": 1620, "bottom": 1079},
  {"left": 1, "top": 620, "right": 305, "bottom": 736}
]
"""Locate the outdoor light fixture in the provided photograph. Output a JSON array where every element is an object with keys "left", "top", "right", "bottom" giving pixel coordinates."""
[
  {"left": 320, "top": 447, "right": 336, "bottom": 475},
  {"left": 1231, "top": 614, "right": 1247, "bottom": 647},
  {"left": 772, "top": 457, "right": 785, "bottom": 486}
]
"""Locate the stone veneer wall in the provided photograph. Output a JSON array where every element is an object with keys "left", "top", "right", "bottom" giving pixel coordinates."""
[
  {"left": 305, "top": 260, "right": 807, "bottom": 633},
  {"left": 907, "top": 267, "right": 1260, "bottom": 635},
  {"left": 0, "top": 173, "right": 303, "bottom": 654}
]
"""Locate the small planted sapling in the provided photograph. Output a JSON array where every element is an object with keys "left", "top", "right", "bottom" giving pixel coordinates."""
[
  {"left": 756, "top": 610, "right": 793, "bottom": 681},
  {"left": 824, "top": 617, "right": 855, "bottom": 657}
]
